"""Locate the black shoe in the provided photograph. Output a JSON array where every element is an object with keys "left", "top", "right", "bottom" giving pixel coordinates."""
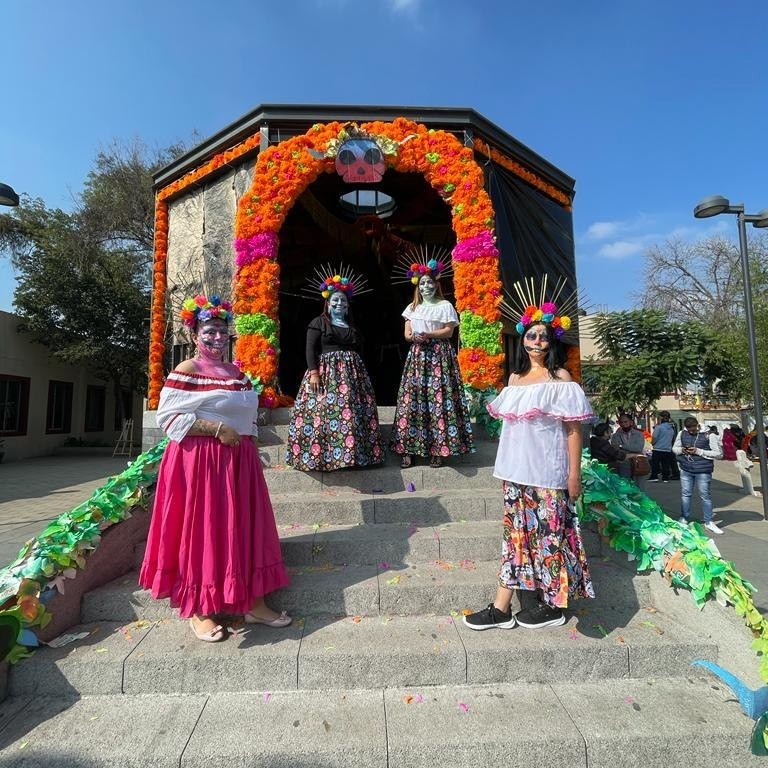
[
  {"left": 462, "top": 603, "right": 516, "bottom": 631},
  {"left": 516, "top": 601, "right": 565, "bottom": 629}
]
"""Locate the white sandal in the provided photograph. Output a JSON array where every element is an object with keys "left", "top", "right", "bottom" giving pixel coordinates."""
[{"left": 244, "top": 610, "right": 292, "bottom": 628}]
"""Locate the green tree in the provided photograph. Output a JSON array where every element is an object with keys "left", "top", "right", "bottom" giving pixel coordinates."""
[
  {"left": 583, "top": 310, "right": 720, "bottom": 418},
  {"left": 0, "top": 140, "right": 185, "bottom": 420}
]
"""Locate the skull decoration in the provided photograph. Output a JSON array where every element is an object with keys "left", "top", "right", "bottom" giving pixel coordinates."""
[{"left": 334, "top": 138, "right": 385, "bottom": 183}]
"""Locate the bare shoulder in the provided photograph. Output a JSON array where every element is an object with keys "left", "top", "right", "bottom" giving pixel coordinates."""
[
  {"left": 554, "top": 368, "right": 573, "bottom": 382},
  {"left": 507, "top": 372, "right": 520, "bottom": 385},
  {"left": 174, "top": 359, "right": 198, "bottom": 375}
]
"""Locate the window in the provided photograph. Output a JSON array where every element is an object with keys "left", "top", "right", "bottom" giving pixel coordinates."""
[
  {"left": 0, "top": 375, "right": 30, "bottom": 436},
  {"left": 114, "top": 388, "right": 134, "bottom": 430},
  {"left": 84, "top": 385, "right": 106, "bottom": 432},
  {"left": 46, "top": 380, "right": 73, "bottom": 434}
]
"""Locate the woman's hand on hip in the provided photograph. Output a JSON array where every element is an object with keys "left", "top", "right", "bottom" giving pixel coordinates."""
[{"left": 218, "top": 424, "right": 241, "bottom": 447}]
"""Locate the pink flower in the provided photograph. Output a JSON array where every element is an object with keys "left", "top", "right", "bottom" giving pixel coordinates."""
[
  {"left": 452, "top": 230, "right": 499, "bottom": 263},
  {"left": 234, "top": 232, "right": 279, "bottom": 266},
  {"left": 541, "top": 302, "right": 557, "bottom": 314}
]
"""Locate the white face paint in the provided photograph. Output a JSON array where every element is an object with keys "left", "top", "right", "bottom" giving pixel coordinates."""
[
  {"left": 418, "top": 275, "right": 436, "bottom": 300},
  {"left": 194, "top": 319, "right": 228, "bottom": 361},
  {"left": 523, "top": 324, "right": 550, "bottom": 356},
  {"left": 328, "top": 291, "right": 349, "bottom": 321}
]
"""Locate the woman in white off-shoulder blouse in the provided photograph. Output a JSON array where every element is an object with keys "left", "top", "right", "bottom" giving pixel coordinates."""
[{"left": 463, "top": 318, "right": 595, "bottom": 631}]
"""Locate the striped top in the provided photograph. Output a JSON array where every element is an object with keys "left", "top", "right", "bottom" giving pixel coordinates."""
[{"left": 157, "top": 371, "right": 259, "bottom": 443}]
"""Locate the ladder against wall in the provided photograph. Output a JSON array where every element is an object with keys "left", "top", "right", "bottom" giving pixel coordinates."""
[{"left": 112, "top": 418, "right": 134, "bottom": 457}]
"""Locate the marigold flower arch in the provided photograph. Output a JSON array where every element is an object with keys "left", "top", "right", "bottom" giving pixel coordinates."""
[{"left": 230, "top": 117, "right": 505, "bottom": 405}]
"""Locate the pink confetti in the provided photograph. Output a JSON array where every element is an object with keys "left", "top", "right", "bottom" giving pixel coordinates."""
[
  {"left": 263, "top": 692, "right": 273, "bottom": 702},
  {"left": 379, "top": 561, "right": 391, "bottom": 570},
  {"left": 458, "top": 702, "right": 470, "bottom": 713},
  {"left": 624, "top": 696, "right": 633, "bottom": 705},
  {"left": 568, "top": 629, "right": 579, "bottom": 641},
  {"left": 414, "top": 694, "right": 424, "bottom": 704}
]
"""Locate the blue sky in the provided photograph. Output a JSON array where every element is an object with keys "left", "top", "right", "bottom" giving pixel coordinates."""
[{"left": 1, "top": 1, "right": 765, "bottom": 312}]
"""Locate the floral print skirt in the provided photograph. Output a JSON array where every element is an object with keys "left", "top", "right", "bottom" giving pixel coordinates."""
[
  {"left": 389, "top": 338, "right": 474, "bottom": 458},
  {"left": 286, "top": 350, "right": 385, "bottom": 472},
  {"left": 498, "top": 481, "right": 595, "bottom": 608}
]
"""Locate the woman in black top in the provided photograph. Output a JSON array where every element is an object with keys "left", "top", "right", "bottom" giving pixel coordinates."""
[
  {"left": 286, "top": 288, "right": 384, "bottom": 471},
  {"left": 589, "top": 422, "right": 626, "bottom": 473}
]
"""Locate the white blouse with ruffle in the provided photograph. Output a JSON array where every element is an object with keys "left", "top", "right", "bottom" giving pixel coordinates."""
[
  {"left": 402, "top": 300, "right": 459, "bottom": 335},
  {"left": 488, "top": 381, "right": 594, "bottom": 489},
  {"left": 156, "top": 371, "right": 259, "bottom": 443}
]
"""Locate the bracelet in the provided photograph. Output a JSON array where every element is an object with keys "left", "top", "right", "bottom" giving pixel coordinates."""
[{"left": 214, "top": 422, "right": 223, "bottom": 439}]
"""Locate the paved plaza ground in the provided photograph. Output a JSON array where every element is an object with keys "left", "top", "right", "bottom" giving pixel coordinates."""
[{"left": 1, "top": 452, "right": 767, "bottom": 611}]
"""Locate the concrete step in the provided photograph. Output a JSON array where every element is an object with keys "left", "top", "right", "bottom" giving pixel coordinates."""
[
  {"left": 81, "top": 559, "right": 648, "bottom": 624},
  {"left": 269, "top": 488, "right": 499, "bottom": 526},
  {"left": 261, "top": 461, "right": 498, "bottom": 494},
  {"left": 133, "top": 519, "right": 604, "bottom": 571},
  {"left": 256, "top": 434, "right": 498, "bottom": 469},
  {"left": 0, "top": 680, "right": 759, "bottom": 766},
  {"left": 9, "top": 608, "right": 717, "bottom": 697}
]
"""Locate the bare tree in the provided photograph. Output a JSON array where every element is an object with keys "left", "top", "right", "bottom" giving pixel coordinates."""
[{"left": 634, "top": 234, "right": 768, "bottom": 325}]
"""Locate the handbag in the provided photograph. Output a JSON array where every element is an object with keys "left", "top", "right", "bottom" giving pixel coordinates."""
[{"left": 630, "top": 454, "right": 651, "bottom": 477}]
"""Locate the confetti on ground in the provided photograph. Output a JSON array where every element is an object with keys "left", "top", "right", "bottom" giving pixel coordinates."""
[
  {"left": 616, "top": 635, "right": 626, "bottom": 645},
  {"left": 19, "top": 742, "right": 28, "bottom": 750},
  {"left": 461, "top": 609, "right": 472, "bottom": 616},
  {"left": 406, "top": 482, "right": 416, "bottom": 493},
  {"left": 449, "top": 610, "right": 459, "bottom": 617},
  {"left": 351, "top": 616, "right": 362, "bottom": 624},
  {"left": 95, "top": 648, "right": 108, "bottom": 653},
  {"left": 386, "top": 575, "right": 401, "bottom": 586},
  {"left": 458, "top": 702, "right": 470, "bottom": 713},
  {"left": 403, "top": 695, "right": 414, "bottom": 704},
  {"left": 263, "top": 692, "right": 272, "bottom": 702},
  {"left": 323, "top": 720, "right": 331, "bottom": 733},
  {"left": 458, "top": 559, "right": 476, "bottom": 571},
  {"left": 568, "top": 629, "right": 579, "bottom": 641},
  {"left": 594, "top": 624, "right": 608, "bottom": 637},
  {"left": 379, "top": 561, "right": 391, "bottom": 569},
  {"left": 324, "top": 645, "right": 336, "bottom": 651},
  {"left": 381, "top": 616, "right": 392, "bottom": 625}
]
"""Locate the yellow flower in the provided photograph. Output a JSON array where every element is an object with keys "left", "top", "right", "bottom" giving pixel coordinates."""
[
  {"left": 532, "top": 309, "right": 543, "bottom": 321},
  {"left": 560, "top": 315, "right": 572, "bottom": 330}
]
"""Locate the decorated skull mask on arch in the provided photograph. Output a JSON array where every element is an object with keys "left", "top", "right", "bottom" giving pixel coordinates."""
[{"left": 335, "top": 138, "right": 385, "bottom": 183}]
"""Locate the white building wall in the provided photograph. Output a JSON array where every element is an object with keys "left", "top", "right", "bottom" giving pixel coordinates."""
[{"left": 0, "top": 311, "right": 143, "bottom": 462}]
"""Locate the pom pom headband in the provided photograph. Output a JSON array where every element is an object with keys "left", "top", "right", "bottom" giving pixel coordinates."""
[
  {"left": 500, "top": 275, "right": 586, "bottom": 340},
  {"left": 392, "top": 244, "right": 453, "bottom": 285},
  {"left": 304, "top": 263, "right": 371, "bottom": 300},
  {"left": 180, "top": 295, "right": 233, "bottom": 328}
]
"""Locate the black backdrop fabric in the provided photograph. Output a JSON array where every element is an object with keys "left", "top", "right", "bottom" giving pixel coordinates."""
[{"left": 487, "top": 163, "right": 576, "bottom": 299}]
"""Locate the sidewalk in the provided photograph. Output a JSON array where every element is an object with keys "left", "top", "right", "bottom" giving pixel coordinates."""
[
  {"left": 0, "top": 455, "right": 132, "bottom": 566},
  {"left": 1, "top": 454, "right": 767, "bottom": 611}
]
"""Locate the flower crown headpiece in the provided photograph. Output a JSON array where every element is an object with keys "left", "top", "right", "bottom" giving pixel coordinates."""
[
  {"left": 500, "top": 276, "right": 585, "bottom": 340},
  {"left": 180, "top": 295, "right": 233, "bottom": 328},
  {"left": 392, "top": 244, "right": 453, "bottom": 285},
  {"left": 304, "top": 263, "right": 371, "bottom": 300}
]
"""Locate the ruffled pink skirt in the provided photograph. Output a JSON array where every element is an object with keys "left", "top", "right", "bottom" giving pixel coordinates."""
[{"left": 139, "top": 436, "right": 289, "bottom": 618}]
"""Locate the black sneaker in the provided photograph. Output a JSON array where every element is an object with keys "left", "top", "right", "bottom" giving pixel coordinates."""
[
  {"left": 462, "top": 603, "right": 516, "bottom": 631},
  {"left": 516, "top": 601, "right": 566, "bottom": 629}
]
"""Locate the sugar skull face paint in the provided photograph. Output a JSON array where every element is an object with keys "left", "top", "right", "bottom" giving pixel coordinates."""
[
  {"left": 523, "top": 323, "right": 550, "bottom": 355},
  {"left": 194, "top": 318, "right": 228, "bottom": 361},
  {"left": 328, "top": 291, "right": 349, "bottom": 322},
  {"left": 418, "top": 275, "right": 436, "bottom": 300}
]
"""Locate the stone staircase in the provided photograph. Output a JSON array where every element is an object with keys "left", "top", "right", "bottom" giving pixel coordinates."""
[{"left": 0, "top": 408, "right": 763, "bottom": 766}]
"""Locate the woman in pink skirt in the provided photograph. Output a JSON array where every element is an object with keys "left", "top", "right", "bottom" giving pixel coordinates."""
[{"left": 139, "top": 295, "right": 290, "bottom": 642}]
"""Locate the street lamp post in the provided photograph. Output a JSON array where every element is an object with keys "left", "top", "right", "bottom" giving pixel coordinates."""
[
  {"left": 694, "top": 196, "right": 768, "bottom": 520},
  {"left": 0, "top": 183, "right": 19, "bottom": 207}
]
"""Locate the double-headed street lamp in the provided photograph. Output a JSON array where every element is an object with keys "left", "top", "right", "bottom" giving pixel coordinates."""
[
  {"left": 0, "top": 183, "right": 19, "bottom": 207},
  {"left": 694, "top": 196, "right": 768, "bottom": 520}
]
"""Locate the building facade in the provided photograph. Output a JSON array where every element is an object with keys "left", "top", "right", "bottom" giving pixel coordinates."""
[{"left": 0, "top": 311, "right": 143, "bottom": 462}]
